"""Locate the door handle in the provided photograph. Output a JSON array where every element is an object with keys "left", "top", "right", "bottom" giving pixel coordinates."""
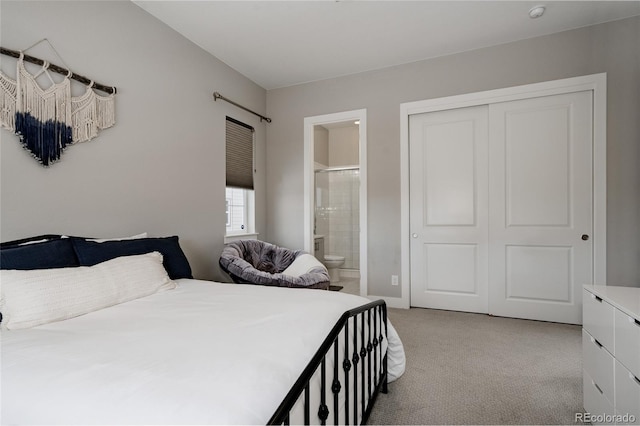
[
  {"left": 581, "top": 234, "right": 589, "bottom": 241},
  {"left": 412, "top": 233, "right": 419, "bottom": 239}
]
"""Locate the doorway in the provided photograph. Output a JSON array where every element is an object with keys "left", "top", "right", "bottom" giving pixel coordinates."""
[
  {"left": 304, "top": 109, "right": 367, "bottom": 297},
  {"left": 400, "top": 74, "right": 607, "bottom": 323}
]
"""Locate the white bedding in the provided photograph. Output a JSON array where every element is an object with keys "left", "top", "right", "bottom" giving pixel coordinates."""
[{"left": 1, "top": 279, "right": 405, "bottom": 425}]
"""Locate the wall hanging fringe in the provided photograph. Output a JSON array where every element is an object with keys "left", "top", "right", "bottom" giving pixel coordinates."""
[{"left": 0, "top": 42, "right": 116, "bottom": 166}]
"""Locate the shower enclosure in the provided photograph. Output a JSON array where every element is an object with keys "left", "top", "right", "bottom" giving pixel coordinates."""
[{"left": 315, "top": 167, "right": 360, "bottom": 271}]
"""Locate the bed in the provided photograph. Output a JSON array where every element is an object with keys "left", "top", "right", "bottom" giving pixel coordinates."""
[{"left": 0, "top": 235, "right": 405, "bottom": 425}]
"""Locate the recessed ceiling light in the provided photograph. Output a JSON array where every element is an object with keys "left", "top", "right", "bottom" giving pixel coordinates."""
[{"left": 529, "top": 5, "right": 546, "bottom": 19}]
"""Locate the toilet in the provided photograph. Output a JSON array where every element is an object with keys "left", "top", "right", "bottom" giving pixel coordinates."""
[{"left": 323, "top": 255, "right": 345, "bottom": 283}]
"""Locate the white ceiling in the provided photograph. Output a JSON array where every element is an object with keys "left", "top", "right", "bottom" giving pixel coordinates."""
[{"left": 133, "top": 1, "right": 640, "bottom": 90}]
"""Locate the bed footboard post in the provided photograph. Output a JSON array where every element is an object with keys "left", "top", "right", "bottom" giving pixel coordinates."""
[
  {"left": 382, "top": 303, "right": 388, "bottom": 394},
  {"left": 382, "top": 355, "right": 389, "bottom": 394}
]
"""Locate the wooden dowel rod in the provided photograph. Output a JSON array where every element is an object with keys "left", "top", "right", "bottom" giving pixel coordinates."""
[{"left": 0, "top": 46, "right": 116, "bottom": 94}]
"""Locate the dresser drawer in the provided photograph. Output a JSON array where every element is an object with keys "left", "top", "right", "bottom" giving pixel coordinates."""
[
  {"left": 583, "top": 329, "right": 615, "bottom": 402},
  {"left": 615, "top": 360, "right": 640, "bottom": 425},
  {"left": 584, "top": 289, "right": 615, "bottom": 351},
  {"left": 615, "top": 309, "right": 640, "bottom": 379},
  {"left": 583, "top": 370, "right": 615, "bottom": 424}
]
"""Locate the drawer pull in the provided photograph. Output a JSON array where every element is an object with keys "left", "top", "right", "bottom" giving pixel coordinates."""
[
  {"left": 593, "top": 381, "right": 604, "bottom": 394},
  {"left": 633, "top": 373, "right": 640, "bottom": 386},
  {"left": 594, "top": 295, "right": 603, "bottom": 302}
]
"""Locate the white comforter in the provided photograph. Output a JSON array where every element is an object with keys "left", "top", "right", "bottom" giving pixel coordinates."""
[{"left": 1, "top": 279, "right": 405, "bottom": 425}]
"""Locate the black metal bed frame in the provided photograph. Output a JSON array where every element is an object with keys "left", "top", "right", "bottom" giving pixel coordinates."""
[{"left": 268, "top": 300, "right": 388, "bottom": 425}]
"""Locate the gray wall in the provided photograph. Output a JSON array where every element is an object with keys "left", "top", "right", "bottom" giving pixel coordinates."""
[
  {"left": 266, "top": 16, "right": 640, "bottom": 297},
  {"left": 0, "top": 1, "right": 267, "bottom": 281}
]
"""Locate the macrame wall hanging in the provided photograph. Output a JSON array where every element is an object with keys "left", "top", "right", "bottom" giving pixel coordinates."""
[{"left": 0, "top": 39, "right": 117, "bottom": 166}]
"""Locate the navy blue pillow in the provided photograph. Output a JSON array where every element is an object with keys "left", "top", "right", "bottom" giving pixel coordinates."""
[
  {"left": 72, "top": 236, "right": 192, "bottom": 280},
  {"left": 0, "top": 234, "right": 64, "bottom": 249},
  {"left": 0, "top": 238, "right": 79, "bottom": 270}
]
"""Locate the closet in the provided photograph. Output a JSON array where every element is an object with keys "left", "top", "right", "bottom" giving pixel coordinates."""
[{"left": 409, "top": 89, "right": 595, "bottom": 324}]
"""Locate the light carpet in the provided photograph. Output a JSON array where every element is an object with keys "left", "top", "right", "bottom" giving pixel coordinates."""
[{"left": 368, "top": 308, "right": 583, "bottom": 425}]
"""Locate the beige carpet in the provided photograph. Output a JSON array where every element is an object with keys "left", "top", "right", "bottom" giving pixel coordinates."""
[{"left": 367, "top": 308, "right": 583, "bottom": 425}]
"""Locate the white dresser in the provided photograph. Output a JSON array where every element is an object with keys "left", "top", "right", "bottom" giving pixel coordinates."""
[{"left": 583, "top": 285, "right": 640, "bottom": 425}]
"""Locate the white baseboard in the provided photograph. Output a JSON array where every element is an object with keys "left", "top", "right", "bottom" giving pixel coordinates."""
[{"left": 363, "top": 295, "right": 409, "bottom": 309}]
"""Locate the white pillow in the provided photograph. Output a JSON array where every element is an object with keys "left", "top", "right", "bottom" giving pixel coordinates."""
[
  {"left": 17, "top": 238, "right": 50, "bottom": 246},
  {"left": 281, "top": 253, "right": 326, "bottom": 277},
  {"left": 83, "top": 232, "right": 148, "bottom": 243},
  {"left": 0, "top": 252, "right": 175, "bottom": 330}
]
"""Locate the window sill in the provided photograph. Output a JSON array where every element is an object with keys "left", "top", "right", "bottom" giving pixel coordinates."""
[{"left": 224, "top": 233, "right": 259, "bottom": 244}]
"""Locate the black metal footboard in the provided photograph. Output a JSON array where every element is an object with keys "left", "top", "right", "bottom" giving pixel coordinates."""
[{"left": 268, "top": 300, "right": 388, "bottom": 425}]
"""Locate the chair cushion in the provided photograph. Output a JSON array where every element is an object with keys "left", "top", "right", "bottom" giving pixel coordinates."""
[
  {"left": 235, "top": 240, "right": 300, "bottom": 273},
  {"left": 219, "top": 240, "right": 330, "bottom": 290}
]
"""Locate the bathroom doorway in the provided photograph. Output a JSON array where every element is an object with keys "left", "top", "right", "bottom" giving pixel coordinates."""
[{"left": 304, "top": 110, "right": 367, "bottom": 297}]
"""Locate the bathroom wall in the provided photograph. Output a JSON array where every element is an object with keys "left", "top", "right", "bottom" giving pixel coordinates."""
[
  {"left": 328, "top": 126, "right": 359, "bottom": 166},
  {"left": 313, "top": 122, "right": 361, "bottom": 271},
  {"left": 315, "top": 169, "right": 360, "bottom": 270},
  {"left": 314, "top": 172, "right": 330, "bottom": 251},
  {"left": 314, "top": 126, "right": 329, "bottom": 166}
]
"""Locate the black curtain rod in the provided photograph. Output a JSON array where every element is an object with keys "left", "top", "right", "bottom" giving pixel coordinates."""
[
  {"left": 213, "top": 91, "right": 271, "bottom": 123},
  {"left": 0, "top": 46, "right": 116, "bottom": 95}
]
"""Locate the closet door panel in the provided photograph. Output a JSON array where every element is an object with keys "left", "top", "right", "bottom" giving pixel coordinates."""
[
  {"left": 410, "top": 106, "right": 489, "bottom": 313},
  {"left": 505, "top": 106, "right": 571, "bottom": 227},
  {"left": 423, "top": 120, "right": 476, "bottom": 226},
  {"left": 488, "top": 91, "right": 593, "bottom": 325}
]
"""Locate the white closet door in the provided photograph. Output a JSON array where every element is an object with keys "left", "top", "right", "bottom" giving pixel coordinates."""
[
  {"left": 488, "top": 91, "right": 593, "bottom": 325},
  {"left": 409, "top": 106, "right": 489, "bottom": 313}
]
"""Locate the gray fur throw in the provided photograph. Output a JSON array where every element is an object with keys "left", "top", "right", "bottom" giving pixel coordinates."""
[{"left": 219, "top": 240, "right": 330, "bottom": 290}]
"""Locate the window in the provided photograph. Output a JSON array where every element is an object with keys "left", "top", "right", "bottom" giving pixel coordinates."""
[
  {"left": 226, "top": 187, "right": 253, "bottom": 233},
  {"left": 225, "top": 117, "right": 255, "bottom": 236}
]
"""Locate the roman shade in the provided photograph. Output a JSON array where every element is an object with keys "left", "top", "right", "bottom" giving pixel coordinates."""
[{"left": 226, "top": 116, "right": 254, "bottom": 190}]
